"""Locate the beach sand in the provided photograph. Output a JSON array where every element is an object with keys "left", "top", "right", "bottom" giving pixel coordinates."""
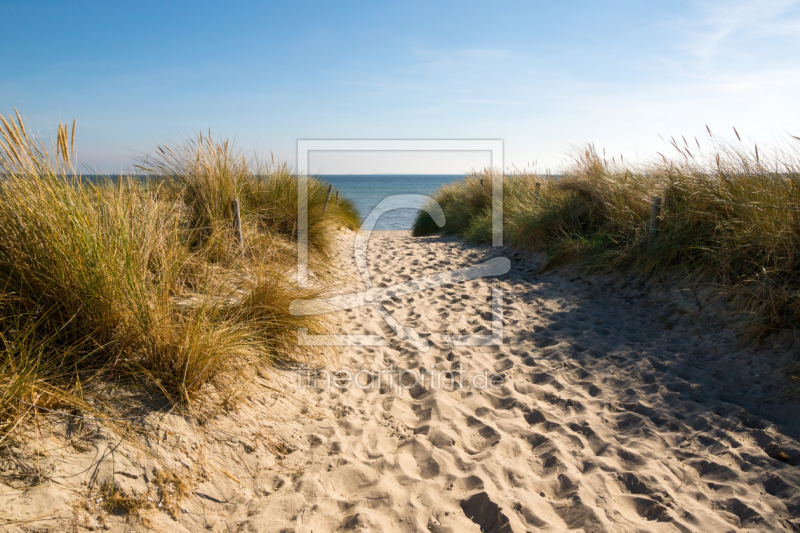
[{"left": 3, "top": 230, "right": 800, "bottom": 531}]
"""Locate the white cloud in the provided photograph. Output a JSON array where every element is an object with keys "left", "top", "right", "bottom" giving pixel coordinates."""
[{"left": 677, "top": 0, "right": 800, "bottom": 60}]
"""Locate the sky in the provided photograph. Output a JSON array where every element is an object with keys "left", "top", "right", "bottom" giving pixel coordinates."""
[{"left": 2, "top": 0, "right": 799, "bottom": 174}]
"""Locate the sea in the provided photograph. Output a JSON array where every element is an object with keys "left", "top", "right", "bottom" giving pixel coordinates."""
[{"left": 319, "top": 174, "right": 461, "bottom": 230}]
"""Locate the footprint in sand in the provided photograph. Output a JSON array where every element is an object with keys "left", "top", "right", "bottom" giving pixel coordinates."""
[{"left": 232, "top": 231, "right": 800, "bottom": 532}]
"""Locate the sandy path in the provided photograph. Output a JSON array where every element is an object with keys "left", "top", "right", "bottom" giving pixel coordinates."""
[
  {"left": 235, "top": 231, "right": 800, "bottom": 532},
  {"left": 5, "top": 230, "right": 800, "bottom": 532}
]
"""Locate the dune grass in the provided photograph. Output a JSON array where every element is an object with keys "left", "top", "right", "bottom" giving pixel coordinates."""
[
  {"left": 0, "top": 112, "right": 358, "bottom": 442},
  {"left": 414, "top": 133, "right": 800, "bottom": 342},
  {"left": 137, "top": 135, "right": 358, "bottom": 258}
]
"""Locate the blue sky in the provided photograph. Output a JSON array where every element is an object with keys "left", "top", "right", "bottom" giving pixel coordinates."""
[{"left": 2, "top": 0, "right": 799, "bottom": 173}]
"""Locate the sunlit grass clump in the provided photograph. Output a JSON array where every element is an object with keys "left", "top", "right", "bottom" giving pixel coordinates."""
[
  {"left": 414, "top": 133, "right": 800, "bottom": 341},
  {"left": 137, "top": 134, "right": 359, "bottom": 258},
  {"left": 0, "top": 111, "right": 358, "bottom": 442}
]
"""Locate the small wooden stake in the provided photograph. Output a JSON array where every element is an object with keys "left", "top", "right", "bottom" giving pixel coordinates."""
[
  {"left": 232, "top": 199, "right": 243, "bottom": 250},
  {"left": 335, "top": 190, "right": 339, "bottom": 206},
  {"left": 323, "top": 184, "right": 333, "bottom": 213},
  {"left": 649, "top": 196, "right": 661, "bottom": 235},
  {"left": 534, "top": 182, "right": 541, "bottom": 200}
]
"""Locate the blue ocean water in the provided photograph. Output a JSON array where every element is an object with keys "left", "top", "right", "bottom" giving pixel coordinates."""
[{"left": 319, "top": 174, "right": 462, "bottom": 230}]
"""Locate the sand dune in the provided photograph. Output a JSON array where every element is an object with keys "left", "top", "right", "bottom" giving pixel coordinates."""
[{"left": 3, "top": 230, "right": 800, "bottom": 532}]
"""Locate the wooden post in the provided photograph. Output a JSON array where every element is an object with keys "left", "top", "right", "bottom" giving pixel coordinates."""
[
  {"left": 232, "top": 199, "right": 243, "bottom": 250},
  {"left": 323, "top": 184, "right": 333, "bottom": 213},
  {"left": 534, "top": 182, "right": 541, "bottom": 200},
  {"left": 335, "top": 190, "right": 339, "bottom": 206},
  {"left": 649, "top": 196, "right": 661, "bottom": 235}
]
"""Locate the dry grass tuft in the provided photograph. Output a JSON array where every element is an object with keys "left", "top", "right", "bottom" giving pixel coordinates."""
[
  {"left": 0, "top": 110, "right": 358, "bottom": 443},
  {"left": 98, "top": 480, "right": 152, "bottom": 517},
  {"left": 136, "top": 134, "right": 359, "bottom": 259},
  {"left": 151, "top": 468, "right": 191, "bottom": 519}
]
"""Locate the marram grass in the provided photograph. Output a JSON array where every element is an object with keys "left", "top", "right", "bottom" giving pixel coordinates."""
[
  {"left": 414, "top": 134, "right": 800, "bottom": 343},
  {"left": 136, "top": 136, "right": 359, "bottom": 259},
  {"left": 0, "top": 111, "right": 358, "bottom": 442}
]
